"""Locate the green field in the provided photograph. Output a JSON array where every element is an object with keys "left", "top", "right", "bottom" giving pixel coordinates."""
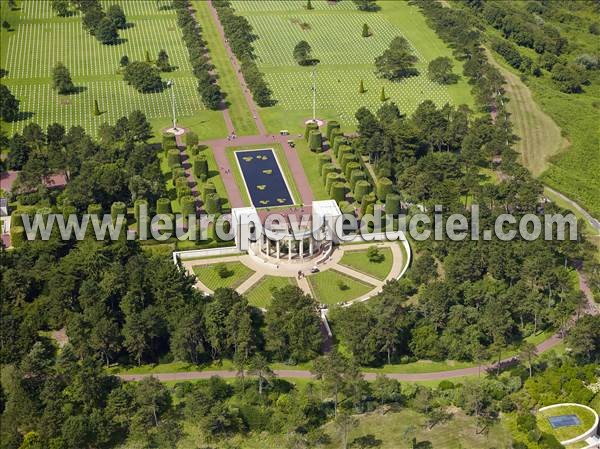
[
  {"left": 192, "top": 261, "right": 254, "bottom": 291},
  {"left": 244, "top": 275, "right": 296, "bottom": 309},
  {"left": 0, "top": 0, "right": 225, "bottom": 137},
  {"left": 230, "top": 0, "right": 473, "bottom": 133},
  {"left": 307, "top": 269, "right": 374, "bottom": 305},
  {"left": 339, "top": 247, "right": 393, "bottom": 281},
  {"left": 537, "top": 405, "right": 597, "bottom": 443}
]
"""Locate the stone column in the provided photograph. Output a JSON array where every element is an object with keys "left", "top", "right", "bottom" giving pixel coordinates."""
[
  {"left": 266, "top": 238, "right": 270, "bottom": 257},
  {"left": 288, "top": 239, "right": 293, "bottom": 261},
  {"left": 276, "top": 240, "right": 280, "bottom": 260},
  {"left": 300, "top": 239, "right": 304, "bottom": 259},
  {"left": 309, "top": 237, "right": 314, "bottom": 256}
]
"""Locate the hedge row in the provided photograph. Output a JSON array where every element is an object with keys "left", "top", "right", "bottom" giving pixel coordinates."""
[
  {"left": 212, "top": 0, "right": 274, "bottom": 106},
  {"left": 173, "top": 0, "right": 223, "bottom": 110}
]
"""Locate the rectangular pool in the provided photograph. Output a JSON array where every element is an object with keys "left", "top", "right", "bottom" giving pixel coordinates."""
[
  {"left": 234, "top": 148, "right": 294, "bottom": 208},
  {"left": 548, "top": 415, "right": 581, "bottom": 428}
]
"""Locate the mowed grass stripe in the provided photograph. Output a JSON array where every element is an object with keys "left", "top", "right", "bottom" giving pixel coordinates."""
[
  {"left": 307, "top": 269, "right": 374, "bottom": 306},
  {"left": 230, "top": 0, "right": 356, "bottom": 13},
  {"left": 7, "top": 78, "right": 203, "bottom": 135},
  {"left": 245, "top": 276, "right": 296, "bottom": 309},
  {"left": 247, "top": 13, "right": 422, "bottom": 67},
  {"left": 338, "top": 248, "right": 393, "bottom": 281},
  {"left": 193, "top": 262, "right": 255, "bottom": 291},
  {"left": 4, "top": 18, "right": 189, "bottom": 79}
]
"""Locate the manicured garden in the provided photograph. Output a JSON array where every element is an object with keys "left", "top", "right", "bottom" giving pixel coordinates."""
[
  {"left": 339, "top": 246, "right": 393, "bottom": 281},
  {"left": 225, "top": 143, "right": 302, "bottom": 208},
  {"left": 192, "top": 262, "right": 254, "bottom": 291},
  {"left": 536, "top": 405, "right": 597, "bottom": 443},
  {"left": 307, "top": 269, "right": 374, "bottom": 305},
  {"left": 244, "top": 275, "right": 296, "bottom": 309}
]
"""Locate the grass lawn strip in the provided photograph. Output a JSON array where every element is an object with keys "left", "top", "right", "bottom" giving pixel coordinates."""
[
  {"left": 193, "top": 261, "right": 254, "bottom": 291},
  {"left": 192, "top": 0, "right": 258, "bottom": 136},
  {"left": 307, "top": 269, "right": 373, "bottom": 306},
  {"left": 339, "top": 247, "right": 393, "bottom": 281},
  {"left": 244, "top": 275, "right": 296, "bottom": 309}
]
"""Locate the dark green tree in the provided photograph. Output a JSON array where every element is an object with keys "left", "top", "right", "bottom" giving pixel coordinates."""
[
  {"left": 106, "top": 4, "right": 127, "bottom": 29},
  {"left": 52, "top": 62, "right": 76, "bottom": 94},
  {"left": 375, "top": 36, "right": 418, "bottom": 80},
  {"left": 0, "top": 84, "right": 20, "bottom": 122},
  {"left": 95, "top": 16, "right": 119, "bottom": 44}
]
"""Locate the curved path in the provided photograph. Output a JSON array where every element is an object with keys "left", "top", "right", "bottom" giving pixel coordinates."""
[
  {"left": 126, "top": 4, "right": 597, "bottom": 384},
  {"left": 119, "top": 270, "right": 597, "bottom": 383}
]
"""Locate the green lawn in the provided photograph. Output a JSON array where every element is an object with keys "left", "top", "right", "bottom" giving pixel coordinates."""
[
  {"left": 0, "top": 0, "right": 225, "bottom": 136},
  {"left": 339, "top": 247, "right": 393, "bottom": 281},
  {"left": 192, "top": 261, "right": 254, "bottom": 291},
  {"left": 225, "top": 143, "right": 302, "bottom": 208},
  {"left": 307, "top": 269, "right": 374, "bottom": 305},
  {"left": 192, "top": 0, "right": 257, "bottom": 136},
  {"left": 537, "top": 405, "right": 597, "bottom": 443},
  {"left": 230, "top": 0, "right": 473, "bottom": 133},
  {"left": 244, "top": 275, "right": 296, "bottom": 309},
  {"left": 294, "top": 138, "right": 330, "bottom": 200}
]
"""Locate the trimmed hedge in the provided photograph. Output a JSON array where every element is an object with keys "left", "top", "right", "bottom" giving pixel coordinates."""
[
  {"left": 202, "top": 182, "right": 217, "bottom": 199},
  {"left": 337, "top": 144, "right": 352, "bottom": 160},
  {"left": 350, "top": 169, "right": 366, "bottom": 190},
  {"left": 134, "top": 199, "right": 148, "bottom": 221},
  {"left": 167, "top": 149, "right": 181, "bottom": 167},
  {"left": 345, "top": 161, "right": 361, "bottom": 180},
  {"left": 360, "top": 192, "right": 376, "bottom": 216},
  {"left": 180, "top": 195, "right": 196, "bottom": 216},
  {"left": 204, "top": 193, "right": 220, "bottom": 214},
  {"left": 377, "top": 177, "right": 393, "bottom": 201},
  {"left": 175, "top": 177, "right": 189, "bottom": 191},
  {"left": 177, "top": 185, "right": 192, "bottom": 199},
  {"left": 309, "top": 130, "right": 323, "bottom": 152},
  {"left": 304, "top": 122, "right": 319, "bottom": 141},
  {"left": 162, "top": 133, "right": 177, "bottom": 151},
  {"left": 330, "top": 182, "right": 346, "bottom": 203},
  {"left": 172, "top": 167, "right": 186, "bottom": 184},
  {"left": 111, "top": 202, "right": 127, "bottom": 220},
  {"left": 354, "top": 180, "right": 371, "bottom": 203},
  {"left": 318, "top": 153, "right": 332, "bottom": 172},
  {"left": 156, "top": 197, "right": 172, "bottom": 215},
  {"left": 321, "top": 162, "right": 338, "bottom": 179},
  {"left": 87, "top": 203, "right": 103, "bottom": 217},
  {"left": 325, "top": 172, "right": 340, "bottom": 192},
  {"left": 332, "top": 136, "right": 348, "bottom": 157},
  {"left": 338, "top": 201, "right": 355, "bottom": 215},
  {"left": 325, "top": 121, "right": 340, "bottom": 141},
  {"left": 194, "top": 155, "right": 209, "bottom": 178},
  {"left": 10, "top": 226, "right": 25, "bottom": 248},
  {"left": 385, "top": 193, "right": 402, "bottom": 215},
  {"left": 340, "top": 153, "right": 359, "bottom": 173}
]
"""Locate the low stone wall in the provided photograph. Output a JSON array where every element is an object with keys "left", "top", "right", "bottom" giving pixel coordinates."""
[{"left": 173, "top": 246, "right": 243, "bottom": 264}]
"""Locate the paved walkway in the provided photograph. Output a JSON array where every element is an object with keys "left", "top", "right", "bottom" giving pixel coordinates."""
[
  {"left": 118, "top": 270, "right": 597, "bottom": 383},
  {"left": 181, "top": 241, "right": 406, "bottom": 307}
]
